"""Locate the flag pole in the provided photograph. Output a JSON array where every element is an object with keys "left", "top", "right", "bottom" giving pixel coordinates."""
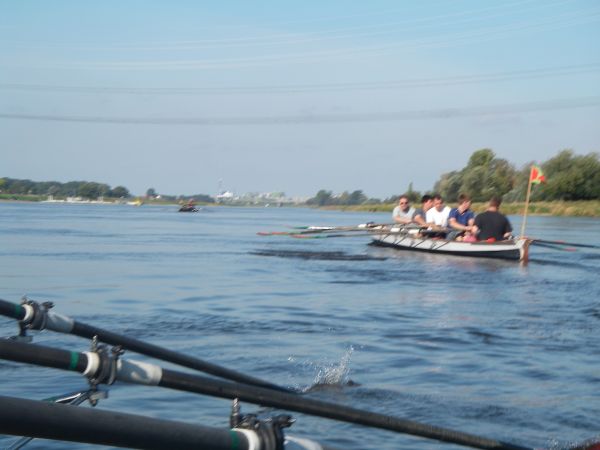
[{"left": 520, "top": 166, "right": 533, "bottom": 238}]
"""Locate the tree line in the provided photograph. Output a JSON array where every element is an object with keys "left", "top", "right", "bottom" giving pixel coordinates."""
[
  {"left": 3, "top": 149, "right": 598, "bottom": 204},
  {"left": 0, "top": 178, "right": 130, "bottom": 199},
  {"left": 307, "top": 149, "right": 600, "bottom": 206}
]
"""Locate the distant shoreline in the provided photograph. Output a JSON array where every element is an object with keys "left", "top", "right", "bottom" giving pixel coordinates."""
[{"left": 1, "top": 197, "right": 599, "bottom": 217}]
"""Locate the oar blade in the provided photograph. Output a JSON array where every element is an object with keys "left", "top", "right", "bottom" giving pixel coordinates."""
[
  {"left": 531, "top": 241, "right": 578, "bottom": 252},
  {"left": 531, "top": 238, "right": 600, "bottom": 250}
]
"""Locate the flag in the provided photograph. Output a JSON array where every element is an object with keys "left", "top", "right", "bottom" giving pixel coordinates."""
[{"left": 530, "top": 165, "right": 546, "bottom": 184}]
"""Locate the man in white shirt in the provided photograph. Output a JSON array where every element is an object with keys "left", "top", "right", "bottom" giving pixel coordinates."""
[{"left": 425, "top": 194, "right": 451, "bottom": 228}]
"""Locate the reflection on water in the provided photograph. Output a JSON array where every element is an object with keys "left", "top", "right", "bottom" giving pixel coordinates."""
[{"left": 0, "top": 203, "right": 599, "bottom": 450}]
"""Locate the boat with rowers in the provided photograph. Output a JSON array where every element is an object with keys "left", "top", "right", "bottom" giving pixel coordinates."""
[
  {"left": 370, "top": 226, "right": 531, "bottom": 261},
  {"left": 258, "top": 223, "right": 560, "bottom": 262}
]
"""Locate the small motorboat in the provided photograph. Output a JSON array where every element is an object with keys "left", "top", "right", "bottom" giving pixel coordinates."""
[{"left": 178, "top": 204, "right": 199, "bottom": 212}]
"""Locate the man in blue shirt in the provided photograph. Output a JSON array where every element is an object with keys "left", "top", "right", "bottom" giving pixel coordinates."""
[{"left": 447, "top": 193, "right": 475, "bottom": 240}]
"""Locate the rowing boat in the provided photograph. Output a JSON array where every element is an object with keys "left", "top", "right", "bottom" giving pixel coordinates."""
[
  {"left": 371, "top": 228, "right": 531, "bottom": 261},
  {"left": 259, "top": 222, "right": 600, "bottom": 262}
]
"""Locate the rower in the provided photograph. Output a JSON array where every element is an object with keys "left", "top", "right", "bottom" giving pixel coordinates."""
[
  {"left": 392, "top": 195, "right": 416, "bottom": 225},
  {"left": 472, "top": 196, "right": 513, "bottom": 241},
  {"left": 425, "top": 194, "right": 451, "bottom": 228},
  {"left": 424, "top": 194, "right": 451, "bottom": 238},
  {"left": 447, "top": 193, "right": 475, "bottom": 241},
  {"left": 412, "top": 194, "right": 434, "bottom": 227}
]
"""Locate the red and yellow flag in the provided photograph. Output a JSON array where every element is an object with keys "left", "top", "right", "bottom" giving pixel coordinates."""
[{"left": 530, "top": 165, "right": 546, "bottom": 184}]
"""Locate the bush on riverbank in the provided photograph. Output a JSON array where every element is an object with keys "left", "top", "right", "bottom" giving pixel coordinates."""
[
  {"left": 0, "top": 194, "right": 44, "bottom": 202},
  {"left": 325, "top": 200, "right": 600, "bottom": 217}
]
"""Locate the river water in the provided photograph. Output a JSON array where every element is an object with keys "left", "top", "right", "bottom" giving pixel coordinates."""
[{"left": 0, "top": 202, "right": 598, "bottom": 450}]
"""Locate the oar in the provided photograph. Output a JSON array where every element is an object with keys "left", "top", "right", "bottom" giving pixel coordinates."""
[
  {"left": 529, "top": 241, "right": 578, "bottom": 252},
  {"left": 258, "top": 223, "right": 396, "bottom": 236},
  {"left": 290, "top": 232, "right": 375, "bottom": 239},
  {"left": 0, "top": 395, "right": 342, "bottom": 450},
  {"left": 529, "top": 238, "right": 600, "bottom": 250},
  {"left": 0, "top": 338, "right": 533, "bottom": 450},
  {"left": 0, "top": 298, "right": 292, "bottom": 394},
  {"left": 265, "top": 226, "right": 425, "bottom": 239},
  {"left": 289, "top": 222, "right": 394, "bottom": 231}
]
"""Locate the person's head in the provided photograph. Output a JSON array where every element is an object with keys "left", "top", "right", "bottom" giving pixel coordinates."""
[
  {"left": 420, "top": 194, "right": 433, "bottom": 211},
  {"left": 433, "top": 194, "right": 444, "bottom": 211},
  {"left": 457, "top": 193, "right": 471, "bottom": 210},
  {"left": 489, "top": 196, "right": 502, "bottom": 208},
  {"left": 397, "top": 195, "right": 410, "bottom": 211}
]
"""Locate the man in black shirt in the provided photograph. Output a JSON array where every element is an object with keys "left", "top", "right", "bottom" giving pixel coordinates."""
[{"left": 473, "top": 197, "right": 513, "bottom": 241}]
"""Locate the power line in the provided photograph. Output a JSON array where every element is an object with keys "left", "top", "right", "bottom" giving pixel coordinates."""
[
  {"left": 1, "top": 6, "right": 598, "bottom": 71},
  {"left": 1, "top": 97, "right": 599, "bottom": 126},
  {"left": 0, "top": 0, "right": 573, "bottom": 51},
  {"left": 1, "top": 63, "right": 598, "bottom": 95}
]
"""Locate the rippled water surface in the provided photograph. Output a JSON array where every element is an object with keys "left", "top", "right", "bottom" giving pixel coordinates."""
[{"left": 1, "top": 203, "right": 599, "bottom": 449}]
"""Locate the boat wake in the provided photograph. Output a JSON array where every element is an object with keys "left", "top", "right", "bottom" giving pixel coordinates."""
[
  {"left": 251, "top": 249, "right": 387, "bottom": 261},
  {"left": 529, "top": 257, "right": 600, "bottom": 274}
]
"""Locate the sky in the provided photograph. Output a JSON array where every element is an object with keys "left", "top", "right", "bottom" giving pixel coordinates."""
[{"left": 1, "top": 0, "right": 599, "bottom": 199}]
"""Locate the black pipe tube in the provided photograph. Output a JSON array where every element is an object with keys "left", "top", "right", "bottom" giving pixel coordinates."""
[
  {"left": 0, "top": 299, "right": 25, "bottom": 320},
  {"left": 158, "top": 369, "right": 531, "bottom": 450},
  {"left": 0, "top": 339, "right": 532, "bottom": 450},
  {"left": 71, "top": 321, "right": 292, "bottom": 392},
  {"left": 0, "top": 338, "right": 88, "bottom": 373},
  {"left": 0, "top": 395, "right": 248, "bottom": 450},
  {"left": 0, "top": 297, "right": 292, "bottom": 393}
]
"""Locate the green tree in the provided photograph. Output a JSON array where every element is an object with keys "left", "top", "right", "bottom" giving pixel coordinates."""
[
  {"left": 337, "top": 191, "right": 350, "bottom": 205},
  {"left": 47, "top": 184, "right": 60, "bottom": 196},
  {"left": 434, "top": 149, "right": 517, "bottom": 202},
  {"left": 466, "top": 148, "right": 495, "bottom": 168},
  {"left": 347, "top": 190, "right": 367, "bottom": 205},
  {"left": 503, "top": 164, "right": 531, "bottom": 202},
  {"left": 307, "top": 190, "right": 334, "bottom": 206},
  {"left": 110, "top": 186, "right": 130, "bottom": 198},
  {"left": 190, "top": 194, "right": 215, "bottom": 203},
  {"left": 434, "top": 171, "right": 462, "bottom": 202},
  {"left": 78, "top": 182, "right": 109, "bottom": 199},
  {"left": 540, "top": 150, "right": 600, "bottom": 200},
  {"left": 404, "top": 183, "right": 421, "bottom": 203}
]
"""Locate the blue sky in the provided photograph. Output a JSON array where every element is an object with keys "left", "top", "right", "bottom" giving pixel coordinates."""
[{"left": 1, "top": 1, "right": 599, "bottom": 198}]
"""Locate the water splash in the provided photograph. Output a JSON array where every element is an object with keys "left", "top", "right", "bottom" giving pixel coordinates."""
[{"left": 304, "top": 346, "right": 357, "bottom": 392}]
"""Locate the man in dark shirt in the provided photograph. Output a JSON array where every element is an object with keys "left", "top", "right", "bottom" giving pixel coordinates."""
[
  {"left": 412, "top": 194, "right": 434, "bottom": 226},
  {"left": 473, "top": 196, "right": 513, "bottom": 241}
]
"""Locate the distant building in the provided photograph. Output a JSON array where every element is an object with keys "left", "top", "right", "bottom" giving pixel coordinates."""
[{"left": 216, "top": 191, "right": 235, "bottom": 202}]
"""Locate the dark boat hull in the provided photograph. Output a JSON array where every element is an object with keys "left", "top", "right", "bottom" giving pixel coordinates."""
[{"left": 178, "top": 206, "right": 199, "bottom": 212}]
